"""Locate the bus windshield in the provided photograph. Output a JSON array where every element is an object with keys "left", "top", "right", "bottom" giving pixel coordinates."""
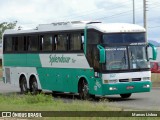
[
  {"left": 128, "top": 46, "right": 149, "bottom": 69},
  {"left": 103, "top": 46, "right": 150, "bottom": 71},
  {"left": 104, "top": 46, "right": 129, "bottom": 70},
  {"left": 103, "top": 33, "right": 145, "bottom": 44}
]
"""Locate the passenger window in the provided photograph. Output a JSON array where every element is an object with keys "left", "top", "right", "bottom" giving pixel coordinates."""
[
  {"left": 12, "top": 37, "right": 18, "bottom": 51},
  {"left": 41, "top": 35, "right": 52, "bottom": 51},
  {"left": 81, "top": 34, "right": 84, "bottom": 50},
  {"left": 56, "top": 34, "right": 67, "bottom": 51},
  {"left": 4, "top": 37, "right": 13, "bottom": 52},
  {"left": 18, "top": 37, "right": 25, "bottom": 51},
  {"left": 70, "top": 34, "right": 81, "bottom": 50},
  {"left": 28, "top": 36, "right": 39, "bottom": 52}
]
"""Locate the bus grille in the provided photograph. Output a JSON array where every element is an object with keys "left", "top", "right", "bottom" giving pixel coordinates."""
[
  {"left": 132, "top": 78, "right": 141, "bottom": 81},
  {"left": 119, "top": 79, "right": 129, "bottom": 82}
]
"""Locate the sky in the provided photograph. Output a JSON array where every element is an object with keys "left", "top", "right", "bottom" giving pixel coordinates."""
[{"left": 0, "top": 0, "right": 159, "bottom": 42}]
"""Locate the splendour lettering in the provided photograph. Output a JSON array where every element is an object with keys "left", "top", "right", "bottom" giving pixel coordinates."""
[{"left": 49, "top": 55, "right": 71, "bottom": 65}]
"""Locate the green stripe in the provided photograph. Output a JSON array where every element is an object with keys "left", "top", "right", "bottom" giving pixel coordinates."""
[
  {"left": 3, "top": 54, "right": 42, "bottom": 67},
  {"left": 37, "top": 68, "right": 94, "bottom": 93}
]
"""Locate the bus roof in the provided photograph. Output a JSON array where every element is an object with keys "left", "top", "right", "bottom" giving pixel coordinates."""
[{"left": 4, "top": 21, "right": 145, "bottom": 35}]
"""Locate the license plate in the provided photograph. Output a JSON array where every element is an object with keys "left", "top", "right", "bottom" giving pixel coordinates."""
[{"left": 126, "top": 86, "right": 134, "bottom": 89}]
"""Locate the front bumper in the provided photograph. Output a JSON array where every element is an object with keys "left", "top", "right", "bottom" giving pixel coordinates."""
[{"left": 101, "top": 81, "right": 151, "bottom": 96}]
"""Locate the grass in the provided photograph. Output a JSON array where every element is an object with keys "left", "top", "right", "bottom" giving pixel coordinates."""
[
  {"left": 0, "top": 93, "right": 119, "bottom": 111},
  {"left": 0, "top": 94, "right": 159, "bottom": 120}
]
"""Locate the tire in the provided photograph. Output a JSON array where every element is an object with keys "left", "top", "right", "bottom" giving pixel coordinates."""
[
  {"left": 79, "top": 79, "right": 90, "bottom": 100},
  {"left": 20, "top": 76, "right": 28, "bottom": 94},
  {"left": 30, "top": 77, "right": 39, "bottom": 95},
  {"left": 120, "top": 93, "right": 132, "bottom": 98},
  {"left": 52, "top": 91, "right": 58, "bottom": 96}
]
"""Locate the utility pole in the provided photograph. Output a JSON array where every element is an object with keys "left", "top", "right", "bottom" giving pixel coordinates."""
[
  {"left": 133, "top": 0, "right": 135, "bottom": 24},
  {"left": 143, "top": 0, "right": 147, "bottom": 40}
]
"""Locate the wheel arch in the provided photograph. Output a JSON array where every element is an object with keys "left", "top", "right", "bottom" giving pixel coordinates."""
[
  {"left": 19, "top": 73, "right": 28, "bottom": 87},
  {"left": 77, "top": 76, "right": 90, "bottom": 92}
]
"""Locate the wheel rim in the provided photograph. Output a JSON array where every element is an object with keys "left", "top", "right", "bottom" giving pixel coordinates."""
[
  {"left": 20, "top": 77, "right": 27, "bottom": 93},
  {"left": 82, "top": 84, "right": 89, "bottom": 98},
  {"left": 31, "top": 81, "right": 38, "bottom": 94},
  {"left": 79, "top": 80, "right": 89, "bottom": 99},
  {"left": 22, "top": 82, "right": 27, "bottom": 91}
]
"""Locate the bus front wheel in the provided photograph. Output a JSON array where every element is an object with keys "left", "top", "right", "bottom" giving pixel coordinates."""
[
  {"left": 120, "top": 93, "right": 132, "bottom": 98},
  {"left": 20, "top": 76, "right": 28, "bottom": 94},
  {"left": 78, "top": 79, "right": 90, "bottom": 100}
]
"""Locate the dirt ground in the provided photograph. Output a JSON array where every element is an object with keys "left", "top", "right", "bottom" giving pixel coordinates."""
[{"left": 151, "top": 73, "right": 160, "bottom": 87}]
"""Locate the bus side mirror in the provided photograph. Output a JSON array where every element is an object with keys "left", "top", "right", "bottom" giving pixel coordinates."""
[
  {"left": 148, "top": 43, "right": 157, "bottom": 60},
  {"left": 97, "top": 45, "right": 106, "bottom": 63}
]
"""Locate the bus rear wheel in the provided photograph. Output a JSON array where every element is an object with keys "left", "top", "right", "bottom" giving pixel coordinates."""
[
  {"left": 120, "top": 93, "right": 132, "bottom": 98},
  {"left": 30, "top": 77, "right": 39, "bottom": 95},
  {"left": 78, "top": 79, "right": 90, "bottom": 100},
  {"left": 20, "top": 76, "right": 28, "bottom": 94}
]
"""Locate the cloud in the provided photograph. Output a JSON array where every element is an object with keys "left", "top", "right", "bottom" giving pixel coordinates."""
[{"left": 0, "top": 0, "right": 159, "bottom": 41}]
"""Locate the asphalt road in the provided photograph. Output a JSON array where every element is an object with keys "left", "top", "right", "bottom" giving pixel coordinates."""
[
  {"left": 0, "top": 81, "right": 159, "bottom": 110},
  {"left": 0, "top": 81, "right": 19, "bottom": 94},
  {"left": 105, "top": 89, "right": 160, "bottom": 110}
]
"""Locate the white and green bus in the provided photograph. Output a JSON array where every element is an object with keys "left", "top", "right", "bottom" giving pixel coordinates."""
[{"left": 2, "top": 21, "right": 157, "bottom": 99}]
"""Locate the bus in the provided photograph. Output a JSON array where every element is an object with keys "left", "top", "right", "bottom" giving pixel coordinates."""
[{"left": 2, "top": 21, "right": 157, "bottom": 99}]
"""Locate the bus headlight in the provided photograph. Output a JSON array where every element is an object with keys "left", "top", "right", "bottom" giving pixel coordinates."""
[
  {"left": 143, "top": 84, "right": 150, "bottom": 88},
  {"left": 143, "top": 77, "right": 151, "bottom": 81}
]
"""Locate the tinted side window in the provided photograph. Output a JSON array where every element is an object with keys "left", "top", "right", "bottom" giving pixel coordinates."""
[
  {"left": 55, "top": 34, "right": 68, "bottom": 51},
  {"left": 40, "top": 35, "right": 53, "bottom": 51},
  {"left": 86, "top": 31, "right": 100, "bottom": 70},
  {"left": 87, "top": 31, "right": 100, "bottom": 44},
  {"left": 87, "top": 44, "right": 93, "bottom": 67},
  {"left": 13, "top": 37, "right": 18, "bottom": 51},
  {"left": 17, "top": 36, "right": 26, "bottom": 51},
  {"left": 70, "top": 34, "right": 82, "bottom": 50},
  {"left": 28, "top": 36, "right": 39, "bottom": 52},
  {"left": 4, "top": 37, "right": 13, "bottom": 52}
]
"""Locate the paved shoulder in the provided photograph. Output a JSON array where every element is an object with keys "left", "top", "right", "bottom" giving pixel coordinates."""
[{"left": 106, "top": 88, "right": 160, "bottom": 110}]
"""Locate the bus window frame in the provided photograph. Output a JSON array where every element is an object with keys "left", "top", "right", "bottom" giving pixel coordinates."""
[{"left": 3, "top": 30, "right": 85, "bottom": 54}]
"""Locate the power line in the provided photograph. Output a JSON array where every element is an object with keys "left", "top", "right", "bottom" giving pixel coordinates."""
[
  {"left": 58, "top": 1, "right": 132, "bottom": 20},
  {"left": 56, "top": 0, "right": 160, "bottom": 30},
  {"left": 148, "top": 26, "right": 160, "bottom": 28},
  {"left": 94, "top": 4, "right": 144, "bottom": 21},
  {"left": 95, "top": 1, "right": 159, "bottom": 25},
  {"left": 94, "top": 10, "right": 133, "bottom": 20},
  {"left": 68, "top": 1, "right": 132, "bottom": 20}
]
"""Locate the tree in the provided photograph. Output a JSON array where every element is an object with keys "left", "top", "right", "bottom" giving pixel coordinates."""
[{"left": 0, "top": 21, "right": 17, "bottom": 41}]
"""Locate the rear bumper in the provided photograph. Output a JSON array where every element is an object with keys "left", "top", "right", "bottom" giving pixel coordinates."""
[{"left": 101, "top": 81, "right": 151, "bottom": 95}]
